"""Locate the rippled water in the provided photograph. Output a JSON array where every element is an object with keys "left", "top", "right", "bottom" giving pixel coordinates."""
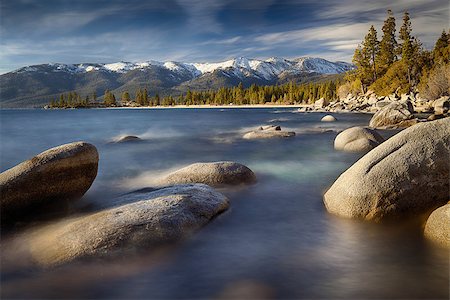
[{"left": 0, "top": 108, "right": 448, "bottom": 299}]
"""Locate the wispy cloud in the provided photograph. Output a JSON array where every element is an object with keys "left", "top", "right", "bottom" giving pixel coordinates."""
[{"left": 0, "top": 0, "right": 448, "bottom": 74}]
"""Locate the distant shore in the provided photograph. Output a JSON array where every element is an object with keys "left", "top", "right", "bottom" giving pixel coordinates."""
[{"left": 41, "top": 104, "right": 314, "bottom": 110}]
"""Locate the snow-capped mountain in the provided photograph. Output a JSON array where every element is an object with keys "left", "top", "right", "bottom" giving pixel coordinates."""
[
  {"left": 1, "top": 56, "right": 353, "bottom": 108},
  {"left": 13, "top": 56, "right": 352, "bottom": 79}
]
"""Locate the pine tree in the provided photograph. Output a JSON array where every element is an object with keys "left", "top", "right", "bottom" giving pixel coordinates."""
[
  {"left": 352, "top": 45, "right": 370, "bottom": 92},
  {"left": 154, "top": 93, "right": 160, "bottom": 106},
  {"left": 399, "top": 11, "right": 414, "bottom": 85},
  {"left": 121, "top": 91, "right": 131, "bottom": 103},
  {"left": 433, "top": 30, "right": 450, "bottom": 65},
  {"left": 363, "top": 25, "right": 380, "bottom": 83},
  {"left": 377, "top": 10, "right": 397, "bottom": 76}
]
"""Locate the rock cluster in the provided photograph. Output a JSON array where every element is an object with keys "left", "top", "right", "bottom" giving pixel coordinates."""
[
  {"left": 316, "top": 91, "right": 449, "bottom": 117},
  {"left": 324, "top": 118, "right": 449, "bottom": 221},
  {"left": 2, "top": 142, "right": 257, "bottom": 266}
]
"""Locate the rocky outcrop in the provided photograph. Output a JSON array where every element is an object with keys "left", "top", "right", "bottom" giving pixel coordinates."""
[
  {"left": 424, "top": 203, "right": 450, "bottom": 248},
  {"left": 323, "top": 118, "right": 450, "bottom": 221},
  {"left": 0, "top": 142, "right": 99, "bottom": 221},
  {"left": 322, "top": 91, "right": 437, "bottom": 115},
  {"left": 433, "top": 96, "right": 450, "bottom": 115},
  {"left": 321, "top": 115, "right": 337, "bottom": 122},
  {"left": 23, "top": 184, "right": 229, "bottom": 266},
  {"left": 314, "top": 98, "right": 329, "bottom": 110},
  {"left": 334, "top": 127, "right": 384, "bottom": 152},
  {"left": 159, "top": 162, "right": 256, "bottom": 187},
  {"left": 369, "top": 101, "right": 416, "bottom": 129},
  {"left": 243, "top": 126, "right": 295, "bottom": 139}
]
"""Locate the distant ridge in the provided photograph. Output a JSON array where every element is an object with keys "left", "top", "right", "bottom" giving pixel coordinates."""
[{"left": 0, "top": 56, "right": 353, "bottom": 108}]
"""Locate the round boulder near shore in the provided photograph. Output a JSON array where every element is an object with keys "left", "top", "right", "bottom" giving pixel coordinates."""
[
  {"left": 321, "top": 115, "right": 337, "bottom": 122},
  {"left": 334, "top": 127, "right": 384, "bottom": 153},
  {"left": 20, "top": 184, "right": 229, "bottom": 266},
  {"left": 369, "top": 101, "right": 416, "bottom": 128},
  {"left": 159, "top": 161, "right": 256, "bottom": 187},
  {"left": 323, "top": 118, "right": 450, "bottom": 221},
  {"left": 0, "top": 142, "right": 99, "bottom": 222},
  {"left": 424, "top": 203, "right": 450, "bottom": 248}
]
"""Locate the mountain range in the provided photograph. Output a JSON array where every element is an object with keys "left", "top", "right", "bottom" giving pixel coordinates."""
[{"left": 0, "top": 57, "right": 353, "bottom": 108}]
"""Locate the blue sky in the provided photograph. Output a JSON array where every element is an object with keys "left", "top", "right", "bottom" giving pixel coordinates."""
[{"left": 0, "top": 0, "right": 448, "bottom": 74}]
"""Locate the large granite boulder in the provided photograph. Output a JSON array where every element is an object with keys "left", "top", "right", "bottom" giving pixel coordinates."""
[
  {"left": 324, "top": 118, "right": 450, "bottom": 221},
  {"left": 159, "top": 162, "right": 256, "bottom": 187},
  {"left": 23, "top": 184, "right": 229, "bottom": 266},
  {"left": 243, "top": 126, "right": 295, "bottom": 139},
  {"left": 334, "top": 127, "right": 384, "bottom": 153},
  {"left": 369, "top": 101, "right": 415, "bottom": 128},
  {"left": 0, "top": 142, "right": 99, "bottom": 221},
  {"left": 424, "top": 203, "right": 450, "bottom": 248}
]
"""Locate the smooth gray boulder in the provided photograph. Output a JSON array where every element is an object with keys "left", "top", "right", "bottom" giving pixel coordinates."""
[
  {"left": 369, "top": 101, "right": 415, "bottom": 128},
  {"left": 160, "top": 162, "right": 256, "bottom": 187},
  {"left": 334, "top": 127, "right": 384, "bottom": 152},
  {"left": 0, "top": 142, "right": 99, "bottom": 220},
  {"left": 23, "top": 184, "right": 229, "bottom": 266},
  {"left": 321, "top": 115, "right": 337, "bottom": 122},
  {"left": 424, "top": 203, "right": 450, "bottom": 248},
  {"left": 243, "top": 126, "right": 295, "bottom": 139},
  {"left": 324, "top": 118, "right": 450, "bottom": 221}
]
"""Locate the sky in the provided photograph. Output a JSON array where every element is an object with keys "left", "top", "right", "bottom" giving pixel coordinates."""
[{"left": 0, "top": 0, "right": 448, "bottom": 74}]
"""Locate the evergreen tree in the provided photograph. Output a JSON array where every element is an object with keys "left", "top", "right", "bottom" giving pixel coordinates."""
[
  {"left": 433, "top": 30, "right": 450, "bottom": 65},
  {"left": 363, "top": 25, "right": 380, "bottom": 83},
  {"left": 352, "top": 45, "right": 370, "bottom": 92},
  {"left": 399, "top": 11, "right": 414, "bottom": 85},
  {"left": 377, "top": 10, "right": 397, "bottom": 76},
  {"left": 121, "top": 91, "right": 131, "bottom": 103}
]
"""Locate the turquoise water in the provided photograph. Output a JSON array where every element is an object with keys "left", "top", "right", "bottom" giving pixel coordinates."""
[{"left": 0, "top": 108, "right": 448, "bottom": 299}]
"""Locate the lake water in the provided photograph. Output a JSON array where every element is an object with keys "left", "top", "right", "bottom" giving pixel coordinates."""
[{"left": 0, "top": 108, "right": 448, "bottom": 299}]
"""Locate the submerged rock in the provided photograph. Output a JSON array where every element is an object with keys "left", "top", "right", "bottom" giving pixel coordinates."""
[
  {"left": 334, "top": 127, "right": 384, "bottom": 153},
  {"left": 0, "top": 142, "right": 98, "bottom": 221},
  {"left": 160, "top": 162, "right": 256, "bottom": 187},
  {"left": 369, "top": 101, "right": 415, "bottom": 128},
  {"left": 112, "top": 135, "right": 141, "bottom": 143},
  {"left": 243, "top": 126, "right": 295, "bottom": 139},
  {"left": 24, "top": 184, "right": 229, "bottom": 266},
  {"left": 321, "top": 115, "right": 337, "bottom": 122},
  {"left": 424, "top": 203, "right": 450, "bottom": 248},
  {"left": 259, "top": 125, "right": 281, "bottom": 131},
  {"left": 324, "top": 118, "right": 450, "bottom": 221}
]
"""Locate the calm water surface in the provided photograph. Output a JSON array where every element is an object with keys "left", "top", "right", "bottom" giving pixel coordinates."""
[{"left": 0, "top": 108, "right": 448, "bottom": 299}]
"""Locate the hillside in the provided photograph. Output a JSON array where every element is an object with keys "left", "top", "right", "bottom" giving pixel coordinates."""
[{"left": 0, "top": 57, "right": 352, "bottom": 108}]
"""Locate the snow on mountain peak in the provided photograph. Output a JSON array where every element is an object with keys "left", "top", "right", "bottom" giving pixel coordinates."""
[{"left": 12, "top": 56, "right": 353, "bottom": 79}]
